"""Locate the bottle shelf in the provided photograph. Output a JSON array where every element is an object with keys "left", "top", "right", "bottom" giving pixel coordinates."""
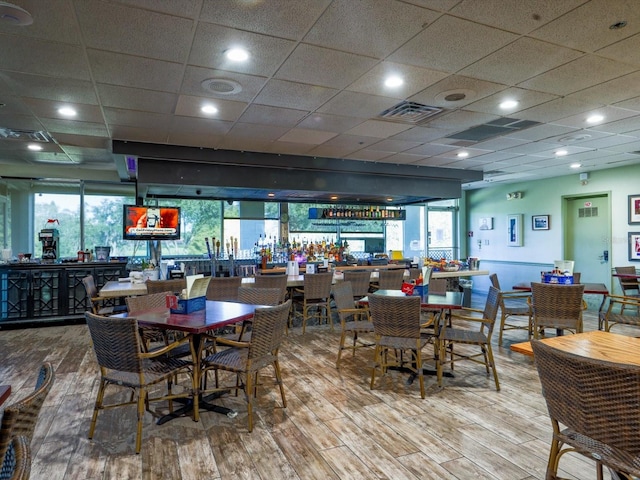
[{"left": 308, "top": 207, "right": 405, "bottom": 220}]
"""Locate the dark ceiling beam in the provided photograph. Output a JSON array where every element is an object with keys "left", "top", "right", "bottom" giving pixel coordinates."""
[
  {"left": 114, "top": 140, "right": 483, "bottom": 204},
  {"left": 113, "top": 140, "right": 483, "bottom": 183}
]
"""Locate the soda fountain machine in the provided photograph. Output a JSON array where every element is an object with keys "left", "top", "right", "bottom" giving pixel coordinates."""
[{"left": 39, "top": 228, "right": 59, "bottom": 262}]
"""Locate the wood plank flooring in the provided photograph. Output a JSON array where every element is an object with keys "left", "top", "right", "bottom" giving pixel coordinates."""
[{"left": 0, "top": 296, "right": 627, "bottom": 480}]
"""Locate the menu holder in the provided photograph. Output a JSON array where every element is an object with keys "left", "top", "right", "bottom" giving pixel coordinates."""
[{"left": 169, "top": 275, "right": 211, "bottom": 314}]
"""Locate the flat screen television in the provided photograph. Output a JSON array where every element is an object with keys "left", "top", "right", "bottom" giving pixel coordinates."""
[{"left": 123, "top": 205, "right": 181, "bottom": 241}]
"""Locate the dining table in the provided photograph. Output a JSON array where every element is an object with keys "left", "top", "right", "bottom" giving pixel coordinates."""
[
  {"left": 359, "top": 289, "right": 464, "bottom": 386},
  {"left": 114, "top": 300, "right": 265, "bottom": 424},
  {"left": 510, "top": 330, "right": 640, "bottom": 364},
  {"left": 0, "top": 385, "right": 11, "bottom": 407}
]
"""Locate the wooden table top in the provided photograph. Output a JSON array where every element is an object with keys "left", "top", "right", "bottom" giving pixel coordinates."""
[
  {"left": 99, "top": 280, "right": 149, "bottom": 298},
  {"left": 114, "top": 300, "right": 260, "bottom": 335},
  {"left": 510, "top": 331, "right": 640, "bottom": 364},
  {"left": 360, "top": 289, "right": 464, "bottom": 309},
  {"left": 0, "top": 385, "right": 11, "bottom": 407}
]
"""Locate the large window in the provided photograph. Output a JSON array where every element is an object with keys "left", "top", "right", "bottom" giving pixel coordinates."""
[{"left": 28, "top": 183, "right": 459, "bottom": 262}]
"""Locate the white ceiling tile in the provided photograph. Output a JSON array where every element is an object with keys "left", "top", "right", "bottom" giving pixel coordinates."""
[
  {"left": 88, "top": 50, "right": 184, "bottom": 92},
  {"left": 410, "top": 75, "right": 507, "bottom": 109},
  {"left": 275, "top": 44, "right": 378, "bottom": 89},
  {"left": 75, "top": 0, "right": 194, "bottom": 63},
  {"left": 174, "top": 95, "right": 247, "bottom": 122},
  {"left": 97, "top": 84, "right": 177, "bottom": 114},
  {"left": 450, "top": 0, "right": 585, "bottom": 34},
  {"left": 254, "top": 79, "right": 338, "bottom": 111},
  {"left": 239, "top": 105, "right": 308, "bottom": 128},
  {"left": 317, "top": 91, "right": 396, "bottom": 119},
  {"left": 389, "top": 15, "right": 519, "bottom": 73},
  {"left": 347, "top": 62, "right": 449, "bottom": 99},
  {"left": 517, "top": 56, "right": 635, "bottom": 96},
  {"left": 181, "top": 66, "right": 268, "bottom": 103},
  {"left": 461, "top": 37, "right": 582, "bottom": 85},
  {"left": 529, "top": 0, "right": 640, "bottom": 52},
  {"left": 189, "top": 23, "right": 296, "bottom": 77},
  {"left": 304, "top": 0, "right": 439, "bottom": 57},
  {"left": 297, "top": 114, "right": 365, "bottom": 133},
  {"left": 0, "top": 34, "right": 90, "bottom": 80},
  {"left": 200, "top": 0, "right": 330, "bottom": 40},
  {"left": 344, "top": 120, "right": 412, "bottom": 138},
  {"left": 277, "top": 129, "right": 338, "bottom": 145}
]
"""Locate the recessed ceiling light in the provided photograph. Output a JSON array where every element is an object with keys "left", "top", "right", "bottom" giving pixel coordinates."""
[
  {"left": 386, "top": 197, "right": 393, "bottom": 202},
  {"left": 58, "top": 106, "right": 76, "bottom": 117},
  {"left": 384, "top": 76, "right": 403, "bottom": 88},
  {"left": 555, "top": 149, "right": 568, "bottom": 156},
  {"left": 586, "top": 114, "right": 604, "bottom": 124},
  {"left": 457, "top": 151, "right": 469, "bottom": 158},
  {"left": 225, "top": 48, "right": 249, "bottom": 62},
  {"left": 27, "top": 143, "right": 42, "bottom": 151},
  {"left": 499, "top": 100, "right": 519, "bottom": 109},
  {"left": 330, "top": 195, "right": 338, "bottom": 200},
  {"left": 267, "top": 193, "right": 275, "bottom": 197},
  {"left": 570, "top": 163, "right": 582, "bottom": 169},
  {"left": 0, "top": 2, "right": 33, "bottom": 26},
  {"left": 201, "top": 104, "right": 218, "bottom": 115}
]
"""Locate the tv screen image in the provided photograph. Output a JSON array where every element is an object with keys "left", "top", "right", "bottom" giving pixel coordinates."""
[{"left": 123, "top": 205, "right": 181, "bottom": 241}]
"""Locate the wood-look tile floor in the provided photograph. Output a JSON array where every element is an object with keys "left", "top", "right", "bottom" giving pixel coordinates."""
[{"left": 0, "top": 297, "right": 626, "bottom": 480}]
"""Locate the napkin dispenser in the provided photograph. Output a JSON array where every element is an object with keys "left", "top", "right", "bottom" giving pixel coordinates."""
[{"left": 286, "top": 260, "right": 299, "bottom": 275}]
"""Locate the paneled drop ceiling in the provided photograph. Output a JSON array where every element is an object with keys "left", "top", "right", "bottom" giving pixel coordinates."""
[{"left": 1, "top": 0, "right": 640, "bottom": 203}]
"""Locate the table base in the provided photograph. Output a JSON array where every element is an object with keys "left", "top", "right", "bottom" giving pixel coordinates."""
[{"left": 156, "top": 390, "right": 237, "bottom": 425}]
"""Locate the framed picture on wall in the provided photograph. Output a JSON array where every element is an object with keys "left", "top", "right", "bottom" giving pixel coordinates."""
[
  {"left": 629, "top": 232, "right": 640, "bottom": 261},
  {"left": 532, "top": 214, "right": 550, "bottom": 230},
  {"left": 479, "top": 217, "right": 493, "bottom": 230},
  {"left": 629, "top": 195, "right": 640, "bottom": 225},
  {"left": 507, "top": 214, "right": 523, "bottom": 246}
]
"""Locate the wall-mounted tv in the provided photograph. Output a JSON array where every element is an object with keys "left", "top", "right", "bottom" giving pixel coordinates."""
[{"left": 123, "top": 205, "right": 181, "bottom": 241}]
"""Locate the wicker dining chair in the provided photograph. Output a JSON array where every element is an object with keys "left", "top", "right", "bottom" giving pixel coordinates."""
[
  {"left": 439, "top": 286, "right": 501, "bottom": 390},
  {"left": 599, "top": 294, "right": 640, "bottom": 334},
  {"left": 0, "top": 433, "right": 30, "bottom": 480},
  {"left": 531, "top": 339, "right": 640, "bottom": 480},
  {"left": 292, "top": 273, "right": 333, "bottom": 333},
  {"left": 82, "top": 274, "right": 127, "bottom": 315},
  {"left": 226, "top": 287, "right": 284, "bottom": 342},
  {"left": 201, "top": 300, "right": 291, "bottom": 432},
  {"left": 343, "top": 271, "right": 372, "bottom": 300},
  {"left": 332, "top": 281, "right": 374, "bottom": 368},
  {"left": 0, "top": 408, "right": 17, "bottom": 478},
  {"left": 145, "top": 278, "right": 186, "bottom": 295},
  {"left": 490, "top": 273, "right": 532, "bottom": 346},
  {"left": 206, "top": 276, "right": 242, "bottom": 302},
  {"left": 614, "top": 266, "right": 640, "bottom": 314},
  {"left": 530, "top": 283, "right": 585, "bottom": 338},
  {"left": 85, "top": 312, "right": 195, "bottom": 454},
  {"left": 253, "top": 274, "right": 288, "bottom": 303},
  {"left": 371, "top": 269, "right": 405, "bottom": 291},
  {"left": 368, "top": 294, "right": 429, "bottom": 398},
  {"left": 3, "top": 362, "right": 55, "bottom": 447},
  {"left": 126, "top": 291, "right": 177, "bottom": 351}
]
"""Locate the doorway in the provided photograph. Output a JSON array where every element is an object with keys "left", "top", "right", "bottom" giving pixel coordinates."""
[{"left": 563, "top": 192, "right": 611, "bottom": 307}]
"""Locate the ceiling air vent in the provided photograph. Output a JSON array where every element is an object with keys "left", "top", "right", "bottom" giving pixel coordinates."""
[
  {"left": 0, "top": 127, "right": 54, "bottom": 143},
  {"left": 446, "top": 118, "right": 541, "bottom": 142},
  {"left": 379, "top": 101, "right": 445, "bottom": 125}
]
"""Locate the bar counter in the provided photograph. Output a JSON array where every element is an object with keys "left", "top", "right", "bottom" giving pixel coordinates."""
[{"left": 0, "top": 261, "right": 127, "bottom": 326}]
